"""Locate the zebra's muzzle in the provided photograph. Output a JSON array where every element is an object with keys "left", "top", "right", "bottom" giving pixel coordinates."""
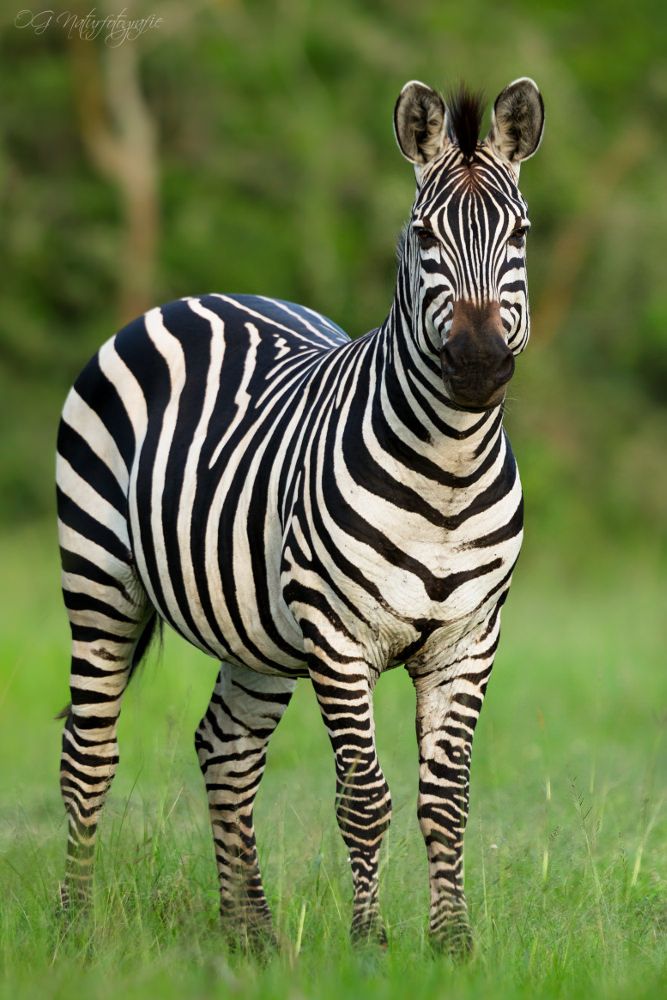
[{"left": 439, "top": 300, "right": 514, "bottom": 409}]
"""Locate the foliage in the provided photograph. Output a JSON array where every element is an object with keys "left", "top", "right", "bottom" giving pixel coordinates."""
[{"left": 0, "top": 0, "right": 666, "bottom": 544}]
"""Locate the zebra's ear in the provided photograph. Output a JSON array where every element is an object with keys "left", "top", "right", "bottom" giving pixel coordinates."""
[
  {"left": 487, "top": 78, "right": 544, "bottom": 171},
  {"left": 394, "top": 81, "right": 448, "bottom": 167}
]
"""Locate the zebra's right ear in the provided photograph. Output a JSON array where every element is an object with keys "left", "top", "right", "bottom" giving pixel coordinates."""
[{"left": 394, "top": 81, "right": 448, "bottom": 168}]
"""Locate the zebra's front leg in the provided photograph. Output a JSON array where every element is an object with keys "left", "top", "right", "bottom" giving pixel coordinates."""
[
  {"left": 309, "top": 655, "right": 392, "bottom": 945},
  {"left": 195, "top": 662, "right": 295, "bottom": 949},
  {"left": 408, "top": 612, "right": 499, "bottom": 956}
]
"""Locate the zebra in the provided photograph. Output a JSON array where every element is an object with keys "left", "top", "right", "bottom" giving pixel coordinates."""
[{"left": 56, "top": 77, "right": 544, "bottom": 953}]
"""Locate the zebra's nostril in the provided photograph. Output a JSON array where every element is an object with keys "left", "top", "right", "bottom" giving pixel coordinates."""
[
  {"left": 441, "top": 340, "right": 457, "bottom": 374},
  {"left": 494, "top": 352, "right": 515, "bottom": 386}
]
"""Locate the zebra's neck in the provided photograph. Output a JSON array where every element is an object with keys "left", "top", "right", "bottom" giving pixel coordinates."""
[{"left": 365, "top": 254, "right": 506, "bottom": 476}]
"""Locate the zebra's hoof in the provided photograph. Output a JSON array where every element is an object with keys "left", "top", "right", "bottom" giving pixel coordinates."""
[
  {"left": 351, "top": 919, "right": 388, "bottom": 950},
  {"left": 58, "top": 881, "right": 70, "bottom": 913},
  {"left": 58, "top": 881, "right": 90, "bottom": 912},
  {"left": 57, "top": 881, "right": 92, "bottom": 931},
  {"left": 431, "top": 920, "right": 474, "bottom": 961},
  {"left": 221, "top": 917, "right": 278, "bottom": 959}
]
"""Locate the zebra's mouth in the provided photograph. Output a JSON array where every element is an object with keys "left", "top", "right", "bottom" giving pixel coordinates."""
[
  {"left": 440, "top": 350, "right": 514, "bottom": 410},
  {"left": 441, "top": 374, "right": 508, "bottom": 411}
]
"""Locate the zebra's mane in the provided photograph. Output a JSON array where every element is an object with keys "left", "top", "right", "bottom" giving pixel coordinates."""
[
  {"left": 396, "top": 222, "right": 409, "bottom": 262},
  {"left": 447, "top": 85, "right": 484, "bottom": 160}
]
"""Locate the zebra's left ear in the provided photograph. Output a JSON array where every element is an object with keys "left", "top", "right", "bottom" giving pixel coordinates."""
[{"left": 487, "top": 78, "right": 544, "bottom": 172}]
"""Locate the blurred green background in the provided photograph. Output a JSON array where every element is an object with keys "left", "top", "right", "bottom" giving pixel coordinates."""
[
  {"left": 1, "top": 3, "right": 666, "bottom": 995},
  {"left": 2, "top": 0, "right": 667, "bottom": 553}
]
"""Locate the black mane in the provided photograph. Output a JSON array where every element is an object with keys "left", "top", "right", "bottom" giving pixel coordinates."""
[{"left": 447, "top": 85, "right": 485, "bottom": 160}]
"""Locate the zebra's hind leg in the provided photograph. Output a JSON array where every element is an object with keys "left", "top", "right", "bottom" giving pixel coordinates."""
[
  {"left": 59, "top": 549, "right": 153, "bottom": 914},
  {"left": 195, "top": 662, "right": 296, "bottom": 949}
]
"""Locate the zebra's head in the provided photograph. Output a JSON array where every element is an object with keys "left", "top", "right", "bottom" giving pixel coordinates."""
[{"left": 394, "top": 78, "right": 544, "bottom": 410}]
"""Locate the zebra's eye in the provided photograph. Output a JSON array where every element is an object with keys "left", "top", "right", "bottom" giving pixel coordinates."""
[
  {"left": 508, "top": 225, "right": 529, "bottom": 249},
  {"left": 415, "top": 226, "right": 440, "bottom": 250}
]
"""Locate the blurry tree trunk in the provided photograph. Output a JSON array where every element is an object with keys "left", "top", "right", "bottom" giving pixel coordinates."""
[
  {"left": 533, "top": 124, "right": 652, "bottom": 347},
  {"left": 67, "top": 28, "right": 158, "bottom": 324}
]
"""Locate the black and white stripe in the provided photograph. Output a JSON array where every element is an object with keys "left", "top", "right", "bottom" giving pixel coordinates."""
[{"left": 56, "top": 77, "right": 544, "bottom": 952}]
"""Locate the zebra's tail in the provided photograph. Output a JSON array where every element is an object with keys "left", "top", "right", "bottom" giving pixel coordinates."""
[{"left": 55, "top": 614, "right": 163, "bottom": 722}]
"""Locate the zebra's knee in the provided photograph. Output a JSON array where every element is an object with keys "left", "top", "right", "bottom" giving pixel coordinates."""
[
  {"left": 335, "top": 755, "right": 392, "bottom": 844},
  {"left": 60, "top": 711, "right": 119, "bottom": 828}
]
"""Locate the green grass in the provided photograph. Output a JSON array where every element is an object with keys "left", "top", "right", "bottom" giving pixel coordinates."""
[{"left": 1, "top": 523, "right": 666, "bottom": 999}]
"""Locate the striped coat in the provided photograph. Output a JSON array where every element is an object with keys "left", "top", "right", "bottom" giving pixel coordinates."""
[{"left": 57, "top": 77, "right": 544, "bottom": 953}]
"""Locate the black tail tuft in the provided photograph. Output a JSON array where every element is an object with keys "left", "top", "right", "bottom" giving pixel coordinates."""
[
  {"left": 129, "top": 613, "right": 163, "bottom": 683},
  {"left": 55, "top": 614, "right": 163, "bottom": 722}
]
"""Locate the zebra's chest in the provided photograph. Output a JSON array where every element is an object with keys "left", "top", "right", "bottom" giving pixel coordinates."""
[
  {"left": 346, "top": 518, "right": 519, "bottom": 613},
  {"left": 283, "top": 483, "right": 523, "bottom": 666}
]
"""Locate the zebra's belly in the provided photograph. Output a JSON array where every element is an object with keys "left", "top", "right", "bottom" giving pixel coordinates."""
[
  {"left": 134, "top": 532, "right": 308, "bottom": 674},
  {"left": 129, "top": 468, "right": 308, "bottom": 675}
]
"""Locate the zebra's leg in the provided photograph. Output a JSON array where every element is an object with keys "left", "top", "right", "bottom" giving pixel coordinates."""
[
  {"left": 59, "top": 555, "right": 152, "bottom": 912},
  {"left": 309, "top": 655, "right": 392, "bottom": 945},
  {"left": 195, "top": 662, "right": 296, "bottom": 946},
  {"left": 408, "top": 611, "right": 499, "bottom": 956}
]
